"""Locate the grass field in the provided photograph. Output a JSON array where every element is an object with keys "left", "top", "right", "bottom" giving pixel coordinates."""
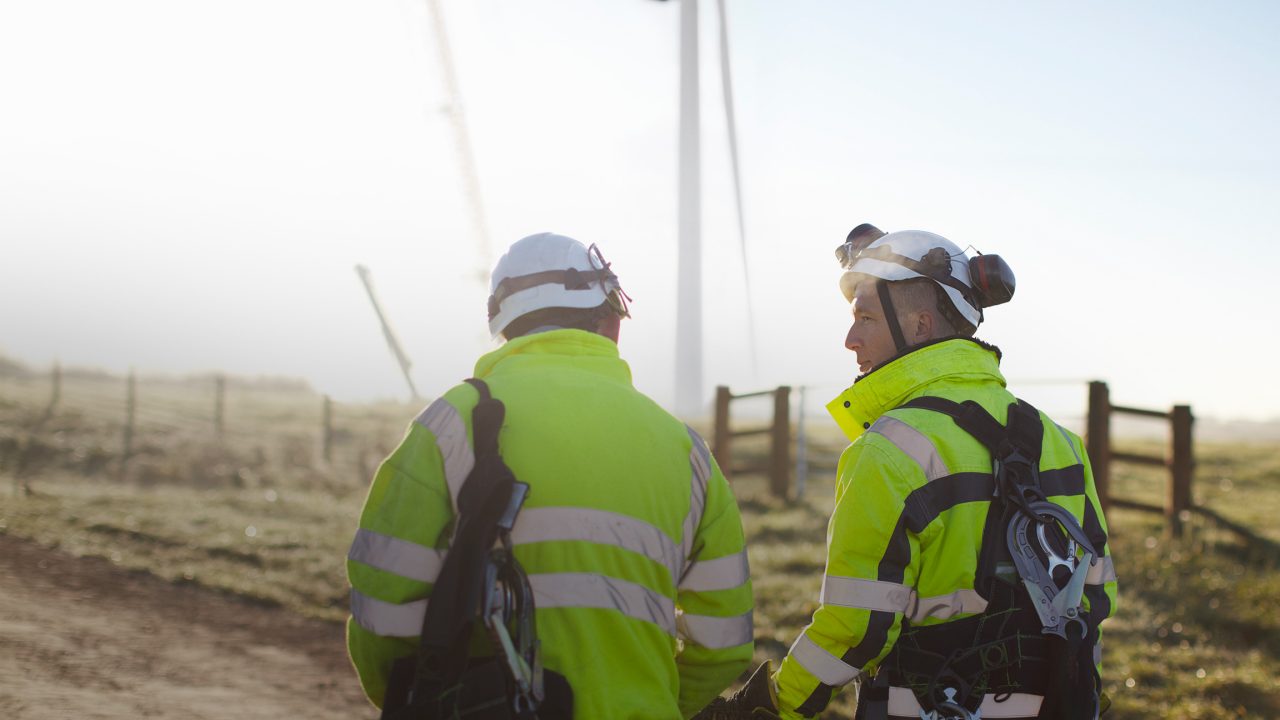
[{"left": 2, "top": 369, "right": 1278, "bottom": 718}]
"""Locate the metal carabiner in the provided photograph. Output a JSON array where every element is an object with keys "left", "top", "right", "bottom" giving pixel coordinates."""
[{"left": 1036, "top": 521, "right": 1077, "bottom": 580}]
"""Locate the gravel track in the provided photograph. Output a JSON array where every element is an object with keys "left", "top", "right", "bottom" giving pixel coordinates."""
[{"left": 0, "top": 533, "right": 376, "bottom": 720}]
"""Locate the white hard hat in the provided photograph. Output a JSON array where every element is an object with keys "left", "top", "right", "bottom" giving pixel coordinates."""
[
  {"left": 838, "top": 230, "right": 984, "bottom": 329},
  {"left": 487, "top": 232, "right": 629, "bottom": 339}
]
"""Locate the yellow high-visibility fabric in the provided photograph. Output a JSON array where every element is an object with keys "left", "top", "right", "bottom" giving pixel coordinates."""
[
  {"left": 346, "top": 329, "right": 753, "bottom": 719},
  {"left": 775, "top": 338, "right": 1117, "bottom": 718}
]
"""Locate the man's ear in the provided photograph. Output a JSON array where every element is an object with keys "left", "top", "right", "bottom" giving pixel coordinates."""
[{"left": 913, "top": 309, "right": 935, "bottom": 342}]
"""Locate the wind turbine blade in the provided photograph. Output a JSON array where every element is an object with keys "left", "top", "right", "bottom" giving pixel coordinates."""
[{"left": 716, "top": 0, "right": 759, "bottom": 377}]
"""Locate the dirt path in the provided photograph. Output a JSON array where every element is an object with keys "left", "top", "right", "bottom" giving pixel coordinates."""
[{"left": 0, "top": 533, "right": 377, "bottom": 719}]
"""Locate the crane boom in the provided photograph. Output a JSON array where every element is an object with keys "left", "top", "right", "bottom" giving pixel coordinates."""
[{"left": 355, "top": 264, "right": 421, "bottom": 402}]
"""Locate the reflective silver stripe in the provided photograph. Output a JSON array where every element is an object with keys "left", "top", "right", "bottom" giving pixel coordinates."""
[
  {"left": 1085, "top": 555, "right": 1116, "bottom": 585},
  {"left": 821, "top": 576, "right": 913, "bottom": 613},
  {"left": 681, "top": 426, "right": 711, "bottom": 565},
  {"left": 869, "top": 415, "right": 948, "bottom": 481},
  {"left": 821, "top": 577, "right": 988, "bottom": 623},
  {"left": 347, "top": 528, "right": 445, "bottom": 583},
  {"left": 678, "top": 609, "right": 754, "bottom": 649},
  {"left": 349, "top": 589, "right": 427, "bottom": 638},
  {"left": 909, "top": 588, "right": 988, "bottom": 623},
  {"left": 1054, "top": 423, "right": 1083, "bottom": 465},
  {"left": 789, "top": 633, "right": 860, "bottom": 686},
  {"left": 353, "top": 572, "right": 680, "bottom": 639},
  {"left": 888, "top": 687, "right": 1042, "bottom": 718},
  {"left": 530, "top": 573, "right": 676, "bottom": 635},
  {"left": 513, "top": 507, "right": 681, "bottom": 584},
  {"left": 1093, "top": 643, "right": 1102, "bottom": 666},
  {"left": 680, "top": 550, "right": 750, "bottom": 592},
  {"left": 416, "top": 399, "right": 474, "bottom": 514}
]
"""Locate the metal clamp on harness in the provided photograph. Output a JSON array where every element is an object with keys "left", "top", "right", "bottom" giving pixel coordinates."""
[
  {"left": 991, "top": 439, "right": 1098, "bottom": 642},
  {"left": 1008, "top": 502, "right": 1096, "bottom": 641},
  {"left": 481, "top": 482, "right": 545, "bottom": 714}
]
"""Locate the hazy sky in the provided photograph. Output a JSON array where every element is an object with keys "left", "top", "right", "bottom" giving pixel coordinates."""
[{"left": 3, "top": 0, "right": 1279, "bottom": 422}]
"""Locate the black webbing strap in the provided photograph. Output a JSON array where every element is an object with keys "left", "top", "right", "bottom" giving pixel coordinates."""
[
  {"left": 899, "top": 394, "right": 1047, "bottom": 588},
  {"left": 488, "top": 266, "right": 614, "bottom": 318},
  {"left": 900, "top": 396, "right": 1043, "bottom": 466},
  {"left": 853, "top": 673, "right": 889, "bottom": 720},
  {"left": 385, "top": 378, "right": 519, "bottom": 719},
  {"left": 875, "top": 280, "right": 909, "bottom": 353}
]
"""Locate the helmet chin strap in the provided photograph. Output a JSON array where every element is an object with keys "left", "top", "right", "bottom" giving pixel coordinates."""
[{"left": 876, "top": 280, "right": 910, "bottom": 354}]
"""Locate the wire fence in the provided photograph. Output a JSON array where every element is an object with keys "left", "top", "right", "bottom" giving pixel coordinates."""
[{"left": 0, "top": 365, "right": 416, "bottom": 496}]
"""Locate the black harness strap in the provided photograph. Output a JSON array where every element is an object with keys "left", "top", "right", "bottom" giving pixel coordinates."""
[
  {"left": 382, "top": 380, "right": 574, "bottom": 720},
  {"left": 899, "top": 397, "right": 1042, "bottom": 460},
  {"left": 417, "top": 379, "right": 517, "bottom": 658},
  {"left": 382, "top": 379, "right": 521, "bottom": 719},
  {"left": 899, "top": 397, "right": 1006, "bottom": 452}
]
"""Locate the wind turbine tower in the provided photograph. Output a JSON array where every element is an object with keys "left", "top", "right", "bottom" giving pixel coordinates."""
[
  {"left": 676, "top": 0, "right": 703, "bottom": 418},
  {"left": 669, "top": 0, "right": 756, "bottom": 418}
]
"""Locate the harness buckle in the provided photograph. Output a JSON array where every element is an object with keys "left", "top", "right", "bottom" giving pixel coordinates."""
[{"left": 919, "top": 688, "right": 981, "bottom": 720}]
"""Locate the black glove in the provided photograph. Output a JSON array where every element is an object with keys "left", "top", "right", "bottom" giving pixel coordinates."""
[{"left": 692, "top": 661, "right": 781, "bottom": 720}]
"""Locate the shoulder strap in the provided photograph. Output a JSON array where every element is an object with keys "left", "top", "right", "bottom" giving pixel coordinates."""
[
  {"left": 464, "top": 378, "right": 498, "bottom": 460},
  {"left": 899, "top": 396, "right": 1043, "bottom": 462},
  {"left": 395, "top": 378, "right": 521, "bottom": 717},
  {"left": 897, "top": 395, "right": 1047, "bottom": 599}
]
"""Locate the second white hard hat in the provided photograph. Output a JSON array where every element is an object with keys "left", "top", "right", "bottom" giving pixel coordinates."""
[{"left": 838, "top": 230, "right": 984, "bottom": 329}]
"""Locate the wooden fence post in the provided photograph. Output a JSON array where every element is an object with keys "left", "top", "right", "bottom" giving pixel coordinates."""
[
  {"left": 322, "top": 395, "right": 334, "bottom": 463},
  {"left": 47, "top": 362, "right": 62, "bottom": 417},
  {"left": 713, "top": 386, "right": 732, "bottom": 481},
  {"left": 120, "top": 369, "right": 136, "bottom": 478},
  {"left": 214, "top": 375, "right": 226, "bottom": 442},
  {"left": 770, "top": 386, "right": 791, "bottom": 499},
  {"left": 1086, "top": 381, "right": 1111, "bottom": 511},
  {"left": 1168, "top": 405, "right": 1194, "bottom": 538},
  {"left": 795, "top": 386, "right": 808, "bottom": 498}
]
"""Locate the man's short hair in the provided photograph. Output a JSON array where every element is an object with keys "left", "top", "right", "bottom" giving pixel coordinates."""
[
  {"left": 502, "top": 302, "right": 615, "bottom": 340},
  {"left": 887, "top": 278, "right": 975, "bottom": 337}
]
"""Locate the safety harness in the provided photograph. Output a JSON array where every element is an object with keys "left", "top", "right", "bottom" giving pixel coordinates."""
[
  {"left": 381, "top": 379, "right": 572, "bottom": 720},
  {"left": 859, "top": 397, "right": 1103, "bottom": 720}
]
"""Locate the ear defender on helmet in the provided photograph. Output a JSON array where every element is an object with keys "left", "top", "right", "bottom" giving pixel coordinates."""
[{"left": 967, "top": 253, "right": 1015, "bottom": 308}]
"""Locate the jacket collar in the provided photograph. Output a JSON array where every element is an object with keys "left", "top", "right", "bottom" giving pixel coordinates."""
[
  {"left": 473, "top": 328, "right": 631, "bottom": 383},
  {"left": 826, "top": 337, "right": 1005, "bottom": 442}
]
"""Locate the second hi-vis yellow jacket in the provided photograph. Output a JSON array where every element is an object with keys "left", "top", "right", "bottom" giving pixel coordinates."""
[
  {"left": 346, "top": 329, "right": 754, "bottom": 719},
  {"left": 774, "top": 339, "right": 1118, "bottom": 718}
]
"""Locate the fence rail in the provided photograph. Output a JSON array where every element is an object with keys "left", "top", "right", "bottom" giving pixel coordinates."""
[
  {"left": 713, "top": 385, "right": 791, "bottom": 498},
  {"left": 1087, "top": 380, "right": 1200, "bottom": 540}
]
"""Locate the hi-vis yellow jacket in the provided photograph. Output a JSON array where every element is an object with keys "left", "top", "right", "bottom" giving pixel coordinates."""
[
  {"left": 346, "top": 329, "right": 754, "bottom": 720},
  {"left": 774, "top": 339, "right": 1118, "bottom": 718}
]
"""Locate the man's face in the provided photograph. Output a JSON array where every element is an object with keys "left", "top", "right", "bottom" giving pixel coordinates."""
[{"left": 845, "top": 279, "right": 898, "bottom": 375}]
